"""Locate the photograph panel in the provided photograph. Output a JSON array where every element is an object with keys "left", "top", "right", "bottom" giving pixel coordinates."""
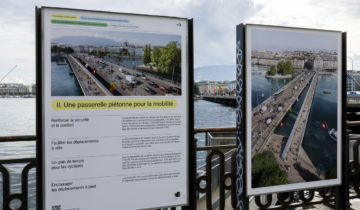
[
  {"left": 246, "top": 25, "right": 342, "bottom": 194},
  {"left": 51, "top": 28, "right": 182, "bottom": 96}
]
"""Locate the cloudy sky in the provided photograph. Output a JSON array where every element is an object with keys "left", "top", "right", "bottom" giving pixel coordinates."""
[
  {"left": 251, "top": 27, "right": 340, "bottom": 51},
  {"left": 1, "top": 0, "right": 360, "bottom": 84}
]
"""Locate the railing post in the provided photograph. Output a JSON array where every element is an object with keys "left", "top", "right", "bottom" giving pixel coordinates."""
[
  {"left": 0, "top": 164, "right": 10, "bottom": 210},
  {"left": 338, "top": 130, "right": 351, "bottom": 209}
]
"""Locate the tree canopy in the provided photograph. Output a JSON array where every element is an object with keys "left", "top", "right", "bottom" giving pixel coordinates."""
[
  {"left": 157, "top": 41, "right": 181, "bottom": 79},
  {"left": 267, "top": 65, "right": 277, "bottom": 76},
  {"left": 142, "top": 44, "right": 151, "bottom": 65},
  {"left": 252, "top": 150, "right": 288, "bottom": 187},
  {"left": 151, "top": 47, "right": 161, "bottom": 65},
  {"left": 51, "top": 46, "right": 74, "bottom": 54},
  {"left": 194, "top": 82, "right": 200, "bottom": 95},
  {"left": 277, "top": 60, "right": 294, "bottom": 75}
]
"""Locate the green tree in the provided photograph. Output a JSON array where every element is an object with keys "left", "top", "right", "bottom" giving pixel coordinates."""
[
  {"left": 51, "top": 46, "right": 60, "bottom": 54},
  {"left": 277, "top": 60, "right": 285, "bottom": 75},
  {"left": 277, "top": 60, "right": 294, "bottom": 75},
  {"left": 64, "top": 47, "right": 74, "bottom": 54},
  {"left": 142, "top": 45, "right": 148, "bottom": 64},
  {"left": 142, "top": 44, "right": 151, "bottom": 65},
  {"left": 147, "top": 44, "right": 151, "bottom": 63},
  {"left": 252, "top": 150, "right": 288, "bottom": 187},
  {"left": 194, "top": 82, "right": 200, "bottom": 95},
  {"left": 51, "top": 46, "right": 74, "bottom": 54},
  {"left": 283, "top": 60, "right": 294, "bottom": 75},
  {"left": 157, "top": 41, "right": 181, "bottom": 78},
  {"left": 151, "top": 47, "right": 161, "bottom": 65},
  {"left": 268, "top": 65, "right": 277, "bottom": 75}
]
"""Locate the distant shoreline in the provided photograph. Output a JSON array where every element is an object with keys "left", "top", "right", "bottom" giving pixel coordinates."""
[
  {"left": 266, "top": 74, "right": 292, "bottom": 79},
  {"left": 0, "top": 95, "right": 35, "bottom": 98}
]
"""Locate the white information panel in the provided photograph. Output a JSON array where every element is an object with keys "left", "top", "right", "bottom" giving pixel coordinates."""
[{"left": 41, "top": 7, "right": 189, "bottom": 210}]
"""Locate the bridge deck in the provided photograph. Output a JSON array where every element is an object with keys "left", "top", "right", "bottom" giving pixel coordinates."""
[
  {"left": 68, "top": 55, "right": 112, "bottom": 96},
  {"left": 281, "top": 72, "right": 319, "bottom": 160},
  {"left": 251, "top": 71, "right": 315, "bottom": 154}
]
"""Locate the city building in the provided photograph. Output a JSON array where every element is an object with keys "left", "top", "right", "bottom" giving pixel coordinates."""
[
  {"left": 0, "top": 83, "right": 35, "bottom": 95},
  {"left": 196, "top": 80, "right": 237, "bottom": 95},
  {"left": 347, "top": 70, "right": 360, "bottom": 92}
]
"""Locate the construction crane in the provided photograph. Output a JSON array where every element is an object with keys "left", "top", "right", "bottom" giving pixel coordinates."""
[{"left": 0, "top": 65, "right": 18, "bottom": 84}]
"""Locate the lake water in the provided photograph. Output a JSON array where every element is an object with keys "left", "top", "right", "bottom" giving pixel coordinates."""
[
  {"left": 251, "top": 65, "right": 292, "bottom": 109},
  {"left": 0, "top": 98, "right": 36, "bottom": 209},
  {"left": 194, "top": 100, "right": 236, "bottom": 167},
  {"left": 302, "top": 74, "right": 338, "bottom": 174},
  {"left": 51, "top": 61, "right": 84, "bottom": 96}
]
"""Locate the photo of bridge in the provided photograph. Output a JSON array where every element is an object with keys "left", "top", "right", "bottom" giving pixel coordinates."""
[
  {"left": 247, "top": 26, "right": 341, "bottom": 190},
  {"left": 50, "top": 27, "right": 182, "bottom": 96}
]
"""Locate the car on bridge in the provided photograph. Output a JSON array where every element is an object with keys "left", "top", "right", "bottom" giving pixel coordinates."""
[
  {"left": 265, "top": 117, "right": 272, "bottom": 125},
  {"left": 144, "top": 87, "right": 156, "bottom": 95},
  {"left": 159, "top": 86, "right": 169, "bottom": 93},
  {"left": 169, "top": 86, "right": 181, "bottom": 95},
  {"left": 149, "top": 81, "right": 159, "bottom": 88}
]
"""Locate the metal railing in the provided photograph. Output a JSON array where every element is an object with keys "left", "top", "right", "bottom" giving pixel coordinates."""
[
  {"left": 193, "top": 126, "right": 358, "bottom": 210},
  {"left": 195, "top": 127, "right": 237, "bottom": 210},
  {"left": 0, "top": 135, "right": 36, "bottom": 210},
  {"left": 1, "top": 125, "right": 360, "bottom": 210}
]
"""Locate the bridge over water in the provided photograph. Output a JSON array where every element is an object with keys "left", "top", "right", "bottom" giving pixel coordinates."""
[
  {"left": 67, "top": 55, "right": 113, "bottom": 96},
  {"left": 202, "top": 96, "right": 236, "bottom": 107},
  {"left": 251, "top": 71, "right": 315, "bottom": 153},
  {"left": 252, "top": 70, "right": 323, "bottom": 182}
]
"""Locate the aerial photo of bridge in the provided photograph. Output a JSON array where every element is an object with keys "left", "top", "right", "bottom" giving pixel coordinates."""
[{"left": 248, "top": 27, "right": 340, "bottom": 189}]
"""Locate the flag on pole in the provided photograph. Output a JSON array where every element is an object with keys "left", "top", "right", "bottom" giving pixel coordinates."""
[
  {"left": 218, "top": 84, "right": 223, "bottom": 92},
  {"left": 321, "top": 121, "right": 328, "bottom": 130},
  {"left": 212, "top": 86, "right": 216, "bottom": 93}
]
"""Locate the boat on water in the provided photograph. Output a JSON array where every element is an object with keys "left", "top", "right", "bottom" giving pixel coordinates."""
[
  {"left": 328, "top": 128, "right": 337, "bottom": 142},
  {"left": 323, "top": 90, "right": 331, "bottom": 94}
]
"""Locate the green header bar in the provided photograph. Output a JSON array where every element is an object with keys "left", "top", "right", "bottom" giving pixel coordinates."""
[{"left": 51, "top": 19, "right": 108, "bottom": 27}]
